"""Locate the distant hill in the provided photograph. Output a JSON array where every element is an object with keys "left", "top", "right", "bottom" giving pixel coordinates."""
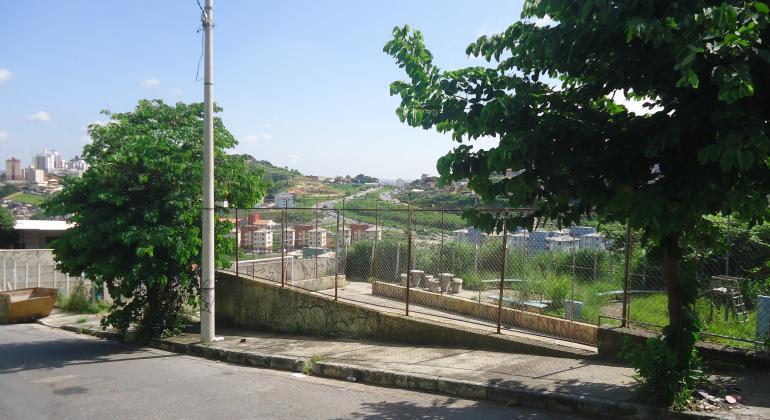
[
  {"left": 233, "top": 154, "right": 361, "bottom": 201},
  {"left": 234, "top": 155, "right": 302, "bottom": 197}
]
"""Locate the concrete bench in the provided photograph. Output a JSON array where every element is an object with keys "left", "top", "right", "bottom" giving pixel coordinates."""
[
  {"left": 487, "top": 295, "right": 551, "bottom": 312},
  {"left": 480, "top": 278, "right": 523, "bottom": 289}
]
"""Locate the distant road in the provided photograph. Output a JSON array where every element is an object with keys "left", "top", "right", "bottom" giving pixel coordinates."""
[{"left": 0, "top": 324, "right": 586, "bottom": 420}]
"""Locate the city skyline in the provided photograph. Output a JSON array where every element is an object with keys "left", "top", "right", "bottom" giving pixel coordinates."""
[{"left": 1, "top": 0, "right": 523, "bottom": 179}]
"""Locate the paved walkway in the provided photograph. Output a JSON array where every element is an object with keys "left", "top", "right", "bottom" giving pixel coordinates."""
[
  {"left": 236, "top": 275, "right": 598, "bottom": 356},
  {"left": 40, "top": 310, "right": 770, "bottom": 419}
]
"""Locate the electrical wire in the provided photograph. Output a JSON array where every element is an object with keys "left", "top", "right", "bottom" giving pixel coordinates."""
[{"left": 195, "top": 0, "right": 206, "bottom": 81}]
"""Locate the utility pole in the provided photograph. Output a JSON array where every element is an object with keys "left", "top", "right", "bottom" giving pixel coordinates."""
[{"left": 200, "top": 0, "right": 219, "bottom": 344}]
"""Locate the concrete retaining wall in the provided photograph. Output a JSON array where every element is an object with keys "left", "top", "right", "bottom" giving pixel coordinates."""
[
  {"left": 597, "top": 326, "right": 770, "bottom": 370},
  {"left": 372, "top": 281, "right": 597, "bottom": 345},
  {"left": 235, "top": 256, "right": 336, "bottom": 283},
  {"left": 215, "top": 271, "right": 592, "bottom": 358}
]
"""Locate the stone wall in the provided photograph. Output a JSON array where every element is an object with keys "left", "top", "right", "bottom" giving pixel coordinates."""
[
  {"left": 372, "top": 281, "right": 598, "bottom": 345},
  {"left": 215, "top": 271, "right": 589, "bottom": 358}
]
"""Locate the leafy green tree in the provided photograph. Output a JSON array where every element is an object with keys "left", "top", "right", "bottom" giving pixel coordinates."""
[
  {"left": 0, "top": 206, "right": 15, "bottom": 248},
  {"left": 385, "top": 1, "right": 770, "bottom": 402},
  {"left": 45, "top": 100, "right": 267, "bottom": 339}
]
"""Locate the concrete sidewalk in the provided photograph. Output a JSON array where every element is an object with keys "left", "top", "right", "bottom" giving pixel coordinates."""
[{"left": 39, "top": 310, "right": 770, "bottom": 419}]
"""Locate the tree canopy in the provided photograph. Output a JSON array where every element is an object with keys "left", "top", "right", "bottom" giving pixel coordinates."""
[
  {"left": 385, "top": 0, "right": 770, "bottom": 403},
  {"left": 45, "top": 100, "right": 267, "bottom": 338},
  {"left": 0, "top": 206, "right": 14, "bottom": 248}
]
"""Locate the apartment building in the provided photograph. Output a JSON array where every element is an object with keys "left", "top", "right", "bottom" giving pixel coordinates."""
[
  {"left": 241, "top": 227, "right": 273, "bottom": 251},
  {"left": 546, "top": 235, "right": 580, "bottom": 253}
]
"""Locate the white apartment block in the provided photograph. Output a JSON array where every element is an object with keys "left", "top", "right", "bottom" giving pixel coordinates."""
[
  {"left": 335, "top": 228, "right": 351, "bottom": 247},
  {"left": 509, "top": 232, "right": 529, "bottom": 250},
  {"left": 275, "top": 192, "right": 294, "bottom": 208},
  {"left": 579, "top": 232, "right": 606, "bottom": 250},
  {"left": 25, "top": 168, "right": 45, "bottom": 184},
  {"left": 307, "top": 228, "right": 328, "bottom": 248},
  {"left": 280, "top": 227, "right": 295, "bottom": 250},
  {"left": 243, "top": 228, "right": 273, "bottom": 251},
  {"left": 364, "top": 226, "right": 382, "bottom": 241},
  {"left": 546, "top": 235, "right": 580, "bottom": 253}
]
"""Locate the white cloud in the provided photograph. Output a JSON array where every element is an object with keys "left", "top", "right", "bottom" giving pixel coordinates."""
[
  {"left": 0, "top": 69, "right": 11, "bottom": 84},
  {"left": 0, "top": 130, "right": 10, "bottom": 141},
  {"left": 28, "top": 111, "right": 51, "bottom": 121},
  {"left": 141, "top": 78, "right": 160, "bottom": 88},
  {"left": 241, "top": 133, "right": 273, "bottom": 144},
  {"left": 612, "top": 90, "right": 663, "bottom": 115},
  {"left": 527, "top": 15, "right": 557, "bottom": 27},
  {"left": 242, "top": 134, "right": 259, "bottom": 143}
]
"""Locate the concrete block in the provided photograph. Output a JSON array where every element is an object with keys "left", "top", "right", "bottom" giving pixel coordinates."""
[
  {"left": 224, "top": 349, "right": 244, "bottom": 364},
  {"left": 427, "top": 278, "right": 441, "bottom": 293},
  {"left": 356, "top": 367, "right": 397, "bottom": 387},
  {"left": 268, "top": 355, "right": 300, "bottom": 371},
  {"left": 450, "top": 278, "right": 463, "bottom": 294},
  {"left": 321, "top": 363, "right": 355, "bottom": 379},
  {"left": 242, "top": 352, "right": 270, "bottom": 368},
  {"left": 439, "top": 273, "right": 453, "bottom": 292},
  {"left": 395, "top": 373, "right": 437, "bottom": 392},
  {"left": 436, "top": 379, "right": 487, "bottom": 399}
]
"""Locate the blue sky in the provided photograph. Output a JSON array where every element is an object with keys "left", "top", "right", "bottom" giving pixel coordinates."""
[{"left": 1, "top": 0, "right": 524, "bottom": 179}]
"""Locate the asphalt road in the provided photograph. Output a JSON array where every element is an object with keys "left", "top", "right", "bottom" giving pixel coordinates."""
[{"left": 0, "top": 324, "right": 592, "bottom": 420}]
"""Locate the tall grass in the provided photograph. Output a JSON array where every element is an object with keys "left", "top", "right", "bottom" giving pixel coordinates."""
[
  {"left": 629, "top": 293, "right": 759, "bottom": 348},
  {"left": 56, "top": 282, "right": 110, "bottom": 314}
]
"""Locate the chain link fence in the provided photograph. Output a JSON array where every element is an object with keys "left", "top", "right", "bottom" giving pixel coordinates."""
[
  {"left": 615, "top": 217, "right": 770, "bottom": 350},
  {"left": 223, "top": 207, "right": 770, "bottom": 351}
]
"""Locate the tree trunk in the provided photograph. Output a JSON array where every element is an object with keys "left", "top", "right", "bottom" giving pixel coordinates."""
[
  {"left": 663, "top": 234, "right": 683, "bottom": 342},
  {"left": 661, "top": 232, "right": 697, "bottom": 370}
]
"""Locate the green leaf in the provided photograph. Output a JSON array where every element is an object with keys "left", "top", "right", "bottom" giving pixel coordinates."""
[
  {"left": 737, "top": 150, "right": 754, "bottom": 170},
  {"left": 755, "top": 2, "right": 769, "bottom": 14}
]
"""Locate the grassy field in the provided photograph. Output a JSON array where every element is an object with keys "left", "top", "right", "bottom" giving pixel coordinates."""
[
  {"left": 4, "top": 191, "right": 46, "bottom": 205},
  {"left": 336, "top": 192, "right": 468, "bottom": 235},
  {"left": 629, "top": 293, "right": 760, "bottom": 348}
]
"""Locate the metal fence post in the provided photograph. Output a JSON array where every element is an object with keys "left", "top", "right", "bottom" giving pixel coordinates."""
[
  {"left": 65, "top": 273, "right": 69, "bottom": 296},
  {"left": 53, "top": 269, "right": 57, "bottom": 291},
  {"left": 369, "top": 202, "right": 378, "bottom": 279},
  {"left": 281, "top": 207, "right": 286, "bottom": 287},
  {"left": 37, "top": 263, "right": 41, "bottom": 287},
  {"left": 341, "top": 198, "right": 347, "bottom": 282},
  {"left": 13, "top": 260, "right": 17, "bottom": 290},
  {"left": 25, "top": 262, "right": 29, "bottom": 288},
  {"left": 314, "top": 204, "right": 319, "bottom": 280},
  {"left": 235, "top": 208, "right": 239, "bottom": 278},
  {"left": 570, "top": 250, "right": 576, "bottom": 322},
  {"left": 725, "top": 214, "right": 732, "bottom": 275},
  {"left": 621, "top": 220, "right": 633, "bottom": 327},
  {"left": 439, "top": 210, "right": 444, "bottom": 294},
  {"left": 406, "top": 206, "right": 413, "bottom": 316},
  {"left": 497, "top": 220, "right": 508, "bottom": 333},
  {"left": 335, "top": 209, "right": 340, "bottom": 301},
  {"left": 2, "top": 258, "right": 5, "bottom": 291}
]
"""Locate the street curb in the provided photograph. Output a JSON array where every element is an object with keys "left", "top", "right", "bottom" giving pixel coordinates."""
[
  {"left": 148, "top": 338, "right": 704, "bottom": 419},
  {"left": 39, "top": 321, "right": 723, "bottom": 420}
]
